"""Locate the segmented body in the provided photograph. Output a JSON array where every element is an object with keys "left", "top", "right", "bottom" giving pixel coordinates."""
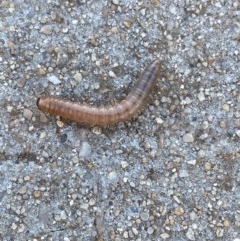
[{"left": 37, "top": 59, "right": 160, "bottom": 125}]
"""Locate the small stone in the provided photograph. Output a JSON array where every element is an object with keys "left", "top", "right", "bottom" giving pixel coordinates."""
[
  {"left": 174, "top": 206, "right": 184, "bottom": 216},
  {"left": 60, "top": 210, "right": 67, "bottom": 220},
  {"left": 23, "top": 109, "right": 33, "bottom": 120},
  {"left": 92, "top": 126, "right": 102, "bottom": 135},
  {"left": 79, "top": 142, "right": 91, "bottom": 157},
  {"left": 73, "top": 73, "right": 82, "bottom": 82},
  {"left": 144, "top": 142, "right": 151, "bottom": 149},
  {"left": 147, "top": 226, "right": 154, "bottom": 234},
  {"left": 151, "top": 0, "right": 159, "bottom": 5},
  {"left": 19, "top": 186, "right": 27, "bottom": 195},
  {"left": 55, "top": 215, "right": 61, "bottom": 221},
  {"left": 156, "top": 117, "right": 163, "bottom": 124},
  {"left": 223, "top": 219, "right": 230, "bottom": 227},
  {"left": 186, "top": 227, "right": 195, "bottom": 240},
  {"left": 40, "top": 25, "right": 53, "bottom": 35},
  {"left": 129, "top": 181, "right": 135, "bottom": 187},
  {"left": 235, "top": 130, "right": 240, "bottom": 137},
  {"left": 17, "top": 76, "right": 27, "bottom": 87},
  {"left": 128, "top": 230, "right": 134, "bottom": 238},
  {"left": 122, "top": 18, "right": 133, "bottom": 28},
  {"left": 121, "top": 161, "right": 129, "bottom": 168},
  {"left": 198, "top": 91, "right": 205, "bottom": 101},
  {"left": 160, "top": 233, "right": 170, "bottom": 239},
  {"left": 185, "top": 97, "right": 192, "bottom": 104},
  {"left": 62, "top": 27, "right": 68, "bottom": 33},
  {"left": 199, "top": 133, "right": 208, "bottom": 140},
  {"left": 38, "top": 68, "right": 46, "bottom": 76},
  {"left": 222, "top": 103, "right": 230, "bottom": 111},
  {"left": 7, "top": 106, "right": 13, "bottom": 112},
  {"left": 123, "top": 231, "right": 128, "bottom": 238},
  {"left": 40, "top": 131, "right": 47, "bottom": 139},
  {"left": 216, "top": 228, "right": 224, "bottom": 237},
  {"left": 108, "top": 171, "right": 117, "bottom": 180},
  {"left": 11, "top": 223, "right": 17, "bottom": 230},
  {"left": 56, "top": 120, "right": 64, "bottom": 128},
  {"left": 197, "top": 150, "right": 206, "bottom": 158},
  {"left": 109, "top": 70, "right": 116, "bottom": 78},
  {"left": 183, "top": 133, "right": 194, "bottom": 143},
  {"left": 39, "top": 113, "right": 48, "bottom": 122},
  {"left": 112, "top": 0, "right": 119, "bottom": 4},
  {"left": 187, "top": 159, "right": 196, "bottom": 165},
  {"left": 200, "top": 121, "right": 209, "bottom": 130},
  {"left": 140, "top": 212, "right": 150, "bottom": 221},
  {"left": 173, "top": 195, "right": 181, "bottom": 204},
  {"left": 89, "top": 199, "right": 96, "bottom": 206},
  {"left": 179, "top": 170, "right": 189, "bottom": 177},
  {"left": 111, "top": 26, "right": 119, "bottom": 34},
  {"left": 205, "top": 162, "right": 212, "bottom": 170},
  {"left": 33, "top": 190, "right": 41, "bottom": 198},
  {"left": 80, "top": 203, "right": 89, "bottom": 210},
  {"left": 220, "top": 120, "right": 226, "bottom": 128},
  {"left": 132, "top": 227, "right": 138, "bottom": 235},
  {"left": 18, "top": 224, "right": 25, "bottom": 233},
  {"left": 47, "top": 75, "right": 61, "bottom": 84},
  {"left": 190, "top": 211, "right": 197, "bottom": 220}
]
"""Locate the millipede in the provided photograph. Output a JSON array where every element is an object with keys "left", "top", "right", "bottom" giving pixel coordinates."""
[{"left": 37, "top": 59, "right": 160, "bottom": 126}]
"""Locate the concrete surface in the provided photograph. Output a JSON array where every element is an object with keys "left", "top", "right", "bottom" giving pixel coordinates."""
[{"left": 0, "top": 0, "right": 239, "bottom": 240}]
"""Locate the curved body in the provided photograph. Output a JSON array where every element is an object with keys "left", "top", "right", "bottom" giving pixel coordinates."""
[{"left": 37, "top": 59, "right": 160, "bottom": 125}]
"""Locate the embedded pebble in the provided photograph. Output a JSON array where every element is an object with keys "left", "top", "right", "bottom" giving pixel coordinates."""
[
  {"left": 56, "top": 120, "right": 64, "bottom": 128},
  {"left": 121, "top": 161, "right": 129, "bottom": 168},
  {"left": 40, "top": 25, "right": 53, "bottom": 35},
  {"left": 60, "top": 211, "right": 67, "bottom": 220},
  {"left": 186, "top": 227, "right": 195, "bottom": 240},
  {"left": 73, "top": 73, "right": 82, "bottom": 82},
  {"left": 140, "top": 212, "right": 150, "bottom": 221},
  {"left": 205, "top": 162, "right": 212, "bottom": 170},
  {"left": 216, "top": 228, "right": 224, "bottom": 237},
  {"left": 112, "top": 0, "right": 119, "bottom": 4},
  {"left": 23, "top": 109, "right": 33, "bottom": 120},
  {"left": 39, "top": 113, "right": 48, "bottom": 122},
  {"left": 11, "top": 223, "right": 17, "bottom": 230},
  {"left": 39, "top": 131, "right": 47, "bottom": 139},
  {"left": 33, "top": 190, "right": 41, "bottom": 198},
  {"left": 223, "top": 219, "right": 230, "bottom": 227},
  {"left": 18, "top": 186, "right": 27, "bottom": 195},
  {"left": 18, "top": 224, "right": 25, "bottom": 233},
  {"left": 183, "top": 133, "right": 194, "bottom": 143},
  {"left": 109, "top": 70, "right": 116, "bottom": 78},
  {"left": 108, "top": 171, "right": 118, "bottom": 180},
  {"left": 47, "top": 75, "right": 61, "bottom": 84},
  {"left": 200, "top": 121, "right": 209, "bottom": 130},
  {"left": 147, "top": 226, "right": 154, "bottom": 234},
  {"left": 174, "top": 206, "right": 184, "bottom": 216},
  {"left": 160, "top": 233, "right": 170, "bottom": 239},
  {"left": 17, "top": 76, "right": 27, "bottom": 88},
  {"left": 79, "top": 142, "right": 91, "bottom": 157},
  {"left": 222, "top": 103, "right": 230, "bottom": 111},
  {"left": 179, "top": 170, "right": 189, "bottom": 178},
  {"left": 156, "top": 117, "right": 164, "bottom": 124},
  {"left": 187, "top": 159, "right": 196, "bottom": 165},
  {"left": 198, "top": 91, "right": 205, "bottom": 101}
]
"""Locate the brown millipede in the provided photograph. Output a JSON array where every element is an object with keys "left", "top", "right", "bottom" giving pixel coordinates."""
[{"left": 37, "top": 59, "right": 160, "bottom": 126}]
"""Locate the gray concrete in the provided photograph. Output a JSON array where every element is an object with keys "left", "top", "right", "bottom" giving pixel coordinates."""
[{"left": 0, "top": 0, "right": 239, "bottom": 240}]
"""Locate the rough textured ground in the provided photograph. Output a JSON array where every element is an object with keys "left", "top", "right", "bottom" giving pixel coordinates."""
[{"left": 0, "top": 0, "right": 239, "bottom": 240}]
